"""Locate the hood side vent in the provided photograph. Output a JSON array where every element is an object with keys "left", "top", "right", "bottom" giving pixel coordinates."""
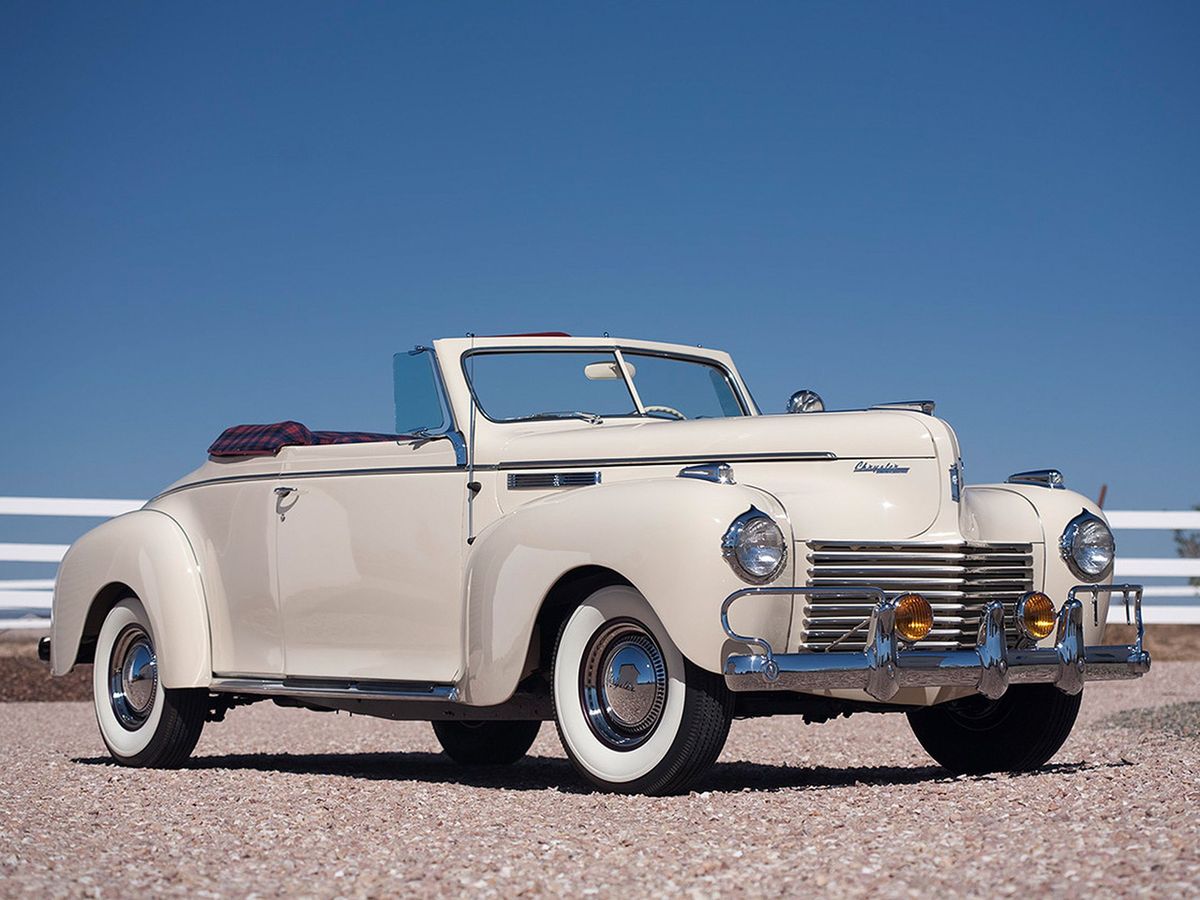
[{"left": 507, "top": 471, "right": 601, "bottom": 490}]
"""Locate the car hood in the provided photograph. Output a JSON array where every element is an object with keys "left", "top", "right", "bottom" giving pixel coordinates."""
[{"left": 492, "top": 411, "right": 957, "bottom": 541}]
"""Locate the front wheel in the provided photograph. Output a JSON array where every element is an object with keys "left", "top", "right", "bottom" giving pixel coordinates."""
[
  {"left": 552, "top": 585, "right": 732, "bottom": 795},
  {"left": 431, "top": 720, "right": 541, "bottom": 765},
  {"left": 93, "top": 598, "right": 206, "bottom": 767},
  {"left": 907, "top": 683, "right": 1082, "bottom": 775}
]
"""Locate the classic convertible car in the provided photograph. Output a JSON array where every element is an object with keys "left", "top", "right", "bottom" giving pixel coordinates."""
[{"left": 45, "top": 334, "right": 1150, "bottom": 794}]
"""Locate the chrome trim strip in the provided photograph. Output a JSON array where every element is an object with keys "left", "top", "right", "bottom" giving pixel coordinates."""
[
  {"left": 431, "top": 431, "right": 467, "bottom": 466},
  {"left": 498, "top": 451, "right": 838, "bottom": 470},
  {"left": 151, "top": 450, "right": 842, "bottom": 501},
  {"left": 151, "top": 464, "right": 467, "bottom": 502},
  {"left": 210, "top": 676, "right": 460, "bottom": 703}
]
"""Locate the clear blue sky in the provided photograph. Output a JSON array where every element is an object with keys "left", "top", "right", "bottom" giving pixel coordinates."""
[{"left": 2, "top": 1, "right": 1197, "bottom": 543}]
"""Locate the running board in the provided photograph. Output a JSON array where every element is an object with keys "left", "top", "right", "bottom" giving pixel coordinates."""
[{"left": 210, "top": 676, "right": 459, "bottom": 703}]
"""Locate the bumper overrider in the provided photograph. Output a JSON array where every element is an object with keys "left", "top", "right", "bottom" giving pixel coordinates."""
[{"left": 722, "top": 584, "right": 1150, "bottom": 702}]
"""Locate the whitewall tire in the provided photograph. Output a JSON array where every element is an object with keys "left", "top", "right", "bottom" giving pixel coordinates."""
[
  {"left": 92, "top": 598, "right": 206, "bottom": 767},
  {"left": 552, "top": 585, "right": 732, "bottom": 795}
]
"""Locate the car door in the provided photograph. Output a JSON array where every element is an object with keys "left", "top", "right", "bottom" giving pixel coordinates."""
[{"left": 274, "top": 439, "right": 466, "bottom": 682}]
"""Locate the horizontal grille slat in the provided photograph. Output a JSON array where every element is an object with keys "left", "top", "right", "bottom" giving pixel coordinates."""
[{"left": 802, "top": 541, "right": 1034, "bottom": 652}]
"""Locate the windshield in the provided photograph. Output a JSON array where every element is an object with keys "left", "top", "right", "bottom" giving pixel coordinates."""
[{"left": 463, "top": 349, "right": 747, "bottom": 422}]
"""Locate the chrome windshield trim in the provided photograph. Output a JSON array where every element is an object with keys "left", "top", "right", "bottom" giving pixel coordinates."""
[{"left": 459, "top": 345, "right": 753, "bottom": 423}]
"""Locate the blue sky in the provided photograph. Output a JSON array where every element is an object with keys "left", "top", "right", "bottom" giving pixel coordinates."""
[{"left": 2, "top": 2, "right": 1197, "bottom": 558}]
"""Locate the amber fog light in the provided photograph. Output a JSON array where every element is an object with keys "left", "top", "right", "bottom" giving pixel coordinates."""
[
  {"left": 894, "top": 593, "right": 933, "bottom": 642},
  {"left": 1017, "top": 591, "right": 1056, "bottom": 641}
]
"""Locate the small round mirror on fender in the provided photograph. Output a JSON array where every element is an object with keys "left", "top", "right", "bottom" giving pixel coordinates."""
[{"left": 786, "top": 390, "right": 824, "bottom": 414}]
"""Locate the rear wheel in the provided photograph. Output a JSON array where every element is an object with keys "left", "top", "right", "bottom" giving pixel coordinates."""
[
  {"left": 907, "top": 683, "right": 1082, "bottom": 775},
  {"left": 551, "top": 585, "right": 732, "bottom": 795},
  {"left": 431, "top": 720, "right": 541, "bottom": 765},
  {"left": 92, "top": 598, "right": 206, "bottom": 767}
]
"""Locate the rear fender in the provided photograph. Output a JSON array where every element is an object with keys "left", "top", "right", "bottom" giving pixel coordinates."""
[{"left": 51, "top": 509, "right": 211, "bottom": 688}]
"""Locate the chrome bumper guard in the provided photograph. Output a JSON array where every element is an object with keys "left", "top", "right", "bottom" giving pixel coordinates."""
[{"left": 722, "top": 584, "right": 1150, "bottom": 702}]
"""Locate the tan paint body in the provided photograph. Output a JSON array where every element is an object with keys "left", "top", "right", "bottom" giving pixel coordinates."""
[{"left": 51, "top": 335, "right": 1110, "bottom": 709}]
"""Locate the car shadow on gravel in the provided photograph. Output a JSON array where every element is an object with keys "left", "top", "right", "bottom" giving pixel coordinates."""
[{"left": 70, "top": 751, "right": 1129, "bottom": 794}]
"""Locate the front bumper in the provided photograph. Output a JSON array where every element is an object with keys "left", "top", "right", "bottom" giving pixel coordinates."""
[{"left": 722, "top": 584, "right": 1150, "bottom": 702}]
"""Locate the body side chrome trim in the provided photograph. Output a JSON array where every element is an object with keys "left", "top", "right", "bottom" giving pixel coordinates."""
[
  {"left": 210, "top": 676, "right": 460, "bottom": 703},
  {"left": 151, "top": 464, "right": 468, "bottom": 502},
  {"left": 152, "top": 450, "right": 844, "bottom": 501},
  {"left": 497, "top": 451, "right": 839, "bottom": 470}
]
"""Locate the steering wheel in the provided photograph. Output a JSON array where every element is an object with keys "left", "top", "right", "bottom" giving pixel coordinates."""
[{"left": 643, "top": 405, "right": 687, "bottom": 421}]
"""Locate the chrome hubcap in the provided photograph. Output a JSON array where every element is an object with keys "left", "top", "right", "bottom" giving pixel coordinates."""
[
  {"left": 109, "top": 625, "right": 157, "bottom": 730},
  {"left": 581, "top": 621, "right": 667, "bottom": 750}
]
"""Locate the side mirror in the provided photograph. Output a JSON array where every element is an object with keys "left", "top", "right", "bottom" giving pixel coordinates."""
[{"left": 786, "top": 390, "right": 824, "bottom": 414}]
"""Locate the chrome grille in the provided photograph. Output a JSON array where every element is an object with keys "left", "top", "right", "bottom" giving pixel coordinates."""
[{"left": 803, "top": 541, "right": 1035, "bottom": 651}]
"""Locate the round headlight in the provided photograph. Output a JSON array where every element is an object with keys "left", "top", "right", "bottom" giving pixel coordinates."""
[
  {"left": 722, "top": 509, "right": 787, "bottom": 583},
  {"left": 1059, "top": 511, "right": 1114, "bottom": 580}
]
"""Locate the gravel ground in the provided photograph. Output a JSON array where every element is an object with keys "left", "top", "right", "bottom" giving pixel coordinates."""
[{"left": 1, "top": 665, "right": 1197, "bottom": 898}]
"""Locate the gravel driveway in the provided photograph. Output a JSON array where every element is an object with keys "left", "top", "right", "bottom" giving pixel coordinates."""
[{"left": 2, "top": 663, "right": 1197, "bottom": 897}]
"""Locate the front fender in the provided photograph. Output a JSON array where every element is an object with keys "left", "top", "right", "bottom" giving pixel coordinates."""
[
  {"left": 461, "top": 477, "right": 794, "bottom": 706},
  {"left": 51, "top": 509, "right": 211, "bottom": 688},
  {"left": 962, "top": 483, "right": 1112, "bottom": 643}
]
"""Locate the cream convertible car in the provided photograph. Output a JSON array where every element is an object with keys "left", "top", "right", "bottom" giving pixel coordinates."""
[{"left": 45, "top": 335, "right": 1149, "bottom": 794}]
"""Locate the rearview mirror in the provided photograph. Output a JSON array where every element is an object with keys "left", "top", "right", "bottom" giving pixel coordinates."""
[{"left": 584, "top": 361, "right": 636, "bottom": 380}]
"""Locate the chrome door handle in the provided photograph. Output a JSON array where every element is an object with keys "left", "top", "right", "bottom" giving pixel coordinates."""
[{"left": 274, "top": 486, "right": 297, "bottom": 496}]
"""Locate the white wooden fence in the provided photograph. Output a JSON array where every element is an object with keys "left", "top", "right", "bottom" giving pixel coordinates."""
[{"left": 2, "top": 497, "right": 1199, "bottom": 631}]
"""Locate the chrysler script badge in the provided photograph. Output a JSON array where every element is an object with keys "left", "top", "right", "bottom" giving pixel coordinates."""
[{"left": 854, "top": 461, "right": 911, "bottom": 474}]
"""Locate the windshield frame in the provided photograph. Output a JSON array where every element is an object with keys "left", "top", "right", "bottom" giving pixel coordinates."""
[{"left": 459, "top": 345, "right": 752, "bottom": 424}]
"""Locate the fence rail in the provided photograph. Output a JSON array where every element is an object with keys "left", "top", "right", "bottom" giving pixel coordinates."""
[{"left": 1, "top": 497, "right": 1198, "bottom": 630}]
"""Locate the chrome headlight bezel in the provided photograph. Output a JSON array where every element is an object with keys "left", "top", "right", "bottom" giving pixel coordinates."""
[
  {"left": 721, "top": 507, "right": 787, "bottom": 584},
  {"left": 1059, "top": 510, "right": 1115, "bottom": 581}
]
